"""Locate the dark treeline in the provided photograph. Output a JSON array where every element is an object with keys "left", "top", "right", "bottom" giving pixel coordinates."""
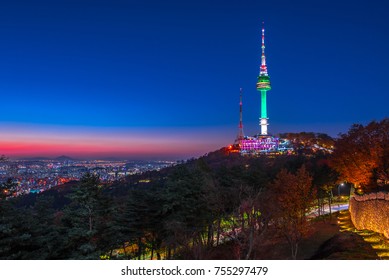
[{"left": 0, "top": 148, "right": 338, "bottom": 260}]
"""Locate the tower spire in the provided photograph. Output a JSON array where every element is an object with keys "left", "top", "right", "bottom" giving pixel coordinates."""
[
  {"left": 237, "top": 88, "right": 244, "bottom": 142},
  {"left": 260, "top": 22, "right": 268, "bottom": 76}
]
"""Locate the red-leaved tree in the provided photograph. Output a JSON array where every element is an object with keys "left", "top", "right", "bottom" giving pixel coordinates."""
[{"left": 271, "top": 166, "right": 315, "bottom": 259}]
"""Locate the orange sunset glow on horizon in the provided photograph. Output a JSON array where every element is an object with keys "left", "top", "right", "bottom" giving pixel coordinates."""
[{"left": 0, "top": 123, "right": 230, "bottom": 159}]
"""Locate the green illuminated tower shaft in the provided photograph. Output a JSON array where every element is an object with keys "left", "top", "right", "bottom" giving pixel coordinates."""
[
  {"left": 261, "top": 90, "right": 267, "bottom": 119},
  {"left": 256, "top": 23, "right": 271, "bottom": 135}
]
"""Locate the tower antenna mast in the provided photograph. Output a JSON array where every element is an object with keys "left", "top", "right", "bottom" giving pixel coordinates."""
[{"left": 236, "top": 88, "right": 245, "bottom": 142}]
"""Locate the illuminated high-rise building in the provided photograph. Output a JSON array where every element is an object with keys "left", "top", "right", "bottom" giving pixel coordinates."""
[{"left": 256, "top": 23, "right": 271, "bottom": 135}]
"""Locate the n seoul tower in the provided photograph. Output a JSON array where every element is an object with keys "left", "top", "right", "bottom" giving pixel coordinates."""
[{"left": 256, "top": 22, "right": 271, "bottom": 135}]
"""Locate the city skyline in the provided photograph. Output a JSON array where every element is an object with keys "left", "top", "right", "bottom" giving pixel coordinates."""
[{"left": 0, "top": 0, "right": 388, "bottom": 159}]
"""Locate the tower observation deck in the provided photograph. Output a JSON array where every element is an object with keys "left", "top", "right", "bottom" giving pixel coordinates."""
[{"left": 256, "top": 23, "right": 271, "bottom": 135}]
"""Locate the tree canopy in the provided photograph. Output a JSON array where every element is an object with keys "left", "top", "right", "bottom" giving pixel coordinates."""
[{"left": 330, "top": 118, "right": 389, "bottom": 192}]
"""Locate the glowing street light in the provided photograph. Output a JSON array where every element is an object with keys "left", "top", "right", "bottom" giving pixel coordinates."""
[{"left": 338, "top": 183, "right": 345, "bottom": 197}]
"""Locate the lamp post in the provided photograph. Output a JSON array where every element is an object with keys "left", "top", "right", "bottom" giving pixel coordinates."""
[
  {"left": 338, "top": 183, "right": 344, "bottom": 197},
  {"left": 337, "top": 183, "right": 344, "bottom": 210}
]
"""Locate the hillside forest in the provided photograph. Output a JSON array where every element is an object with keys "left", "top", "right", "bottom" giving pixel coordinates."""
[{"left": 0, "top": 118, "right": 388, "bottom": 260}]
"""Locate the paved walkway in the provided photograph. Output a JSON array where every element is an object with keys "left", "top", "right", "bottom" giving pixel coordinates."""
[{"left": 308, "top": 203, "right": 349, "bottom": 218}]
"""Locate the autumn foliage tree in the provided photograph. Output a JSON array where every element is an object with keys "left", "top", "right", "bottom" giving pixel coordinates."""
[
  {"left": 270, "top": 166, "right": 315, "bottom": 259},
  {"left": 330, "top": 118, "right": 389, "bottom": 192}
]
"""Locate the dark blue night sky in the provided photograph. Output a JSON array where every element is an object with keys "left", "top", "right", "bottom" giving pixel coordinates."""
[{"left": 0, "top": 0, "right": 388, "bottom": 159}]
